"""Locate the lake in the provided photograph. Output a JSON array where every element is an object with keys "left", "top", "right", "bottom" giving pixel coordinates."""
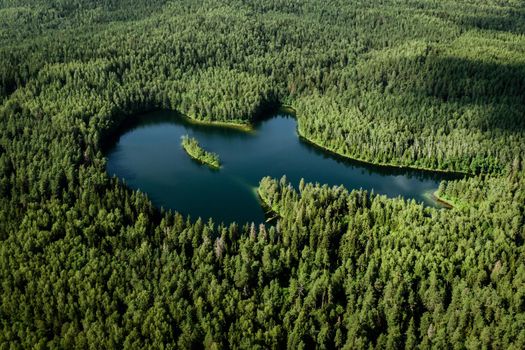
[{"left": 106, "top": 110, "right": 457, "bottom": 224}]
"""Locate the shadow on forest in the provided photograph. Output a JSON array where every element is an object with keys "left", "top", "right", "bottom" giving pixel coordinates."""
[
  {"left": 391, "top": 55, "right": 525, "bottom": 133},
  {"left": 456, "top": 13, "right": 525, "bottom": 35},
  {"left": 432, "top": 3, "right": 525, "bottom": 35}
]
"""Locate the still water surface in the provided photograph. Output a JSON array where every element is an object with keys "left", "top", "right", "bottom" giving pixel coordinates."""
[{"left": 106, "top": 111, "right": 455, "bottom": 224}]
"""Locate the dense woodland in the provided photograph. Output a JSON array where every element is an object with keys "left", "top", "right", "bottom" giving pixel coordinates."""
[{"left": 0, "top": 0, "right": 524, "bottom": 348}]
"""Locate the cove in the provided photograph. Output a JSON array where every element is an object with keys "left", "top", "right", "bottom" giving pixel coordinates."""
[{"left": 106, "top": 110, "right": 459, "bottom": 224}]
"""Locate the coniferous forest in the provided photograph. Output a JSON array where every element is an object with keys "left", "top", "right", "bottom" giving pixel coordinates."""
[{"left": 0, "top": 0, "right": 524, "bottom": 348}]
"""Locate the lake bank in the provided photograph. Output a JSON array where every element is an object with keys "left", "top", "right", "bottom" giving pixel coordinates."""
[{"left": 106, "top": 111, "right": 457, "bottom": 223}]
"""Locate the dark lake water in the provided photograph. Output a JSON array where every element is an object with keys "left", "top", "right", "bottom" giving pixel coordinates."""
[{"left": 106, "top": 110, "right": 457, "bottom": 224}]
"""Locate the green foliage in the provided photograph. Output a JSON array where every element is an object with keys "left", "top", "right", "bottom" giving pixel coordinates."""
[
  {"left": 0, "top": 0, "right": 524, "bottom": 348},
  {"left": 181, "top": 135, "right": 221, "bottom": 169}
]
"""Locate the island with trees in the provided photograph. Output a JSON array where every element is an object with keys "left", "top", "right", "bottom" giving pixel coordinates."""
[
  {"left": 0, "top": 0, "right": 523, "bottom": 348},
  {"left": 181, "top": 135, "right": 221, "bottom": 169}
]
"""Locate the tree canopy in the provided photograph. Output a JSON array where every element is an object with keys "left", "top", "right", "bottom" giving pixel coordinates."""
[{"left": 0, "top": 0, "right": 524, "bottom": 348}]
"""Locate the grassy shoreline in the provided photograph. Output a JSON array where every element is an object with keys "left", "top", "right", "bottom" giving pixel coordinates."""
[
  {"left": 181, "top": 114, "right": 254, "bottom": 132},
  {"left": 430, "top": 190, "right": 464, "bottom": 209},
  {"left": 181, "top": 105, "right": 295, "bottom": 133},
  {"left": 422, "top": 190, "right": 453, "bottom": 209}
]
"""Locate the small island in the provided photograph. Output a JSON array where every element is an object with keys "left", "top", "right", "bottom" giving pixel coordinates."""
[{"left": 181, "top": 135, "right": 221, "bottom": 169}]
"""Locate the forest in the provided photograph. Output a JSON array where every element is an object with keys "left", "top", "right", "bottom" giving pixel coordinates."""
[{"left": 0, "top": 0, "right": 524, "bottom": 348}]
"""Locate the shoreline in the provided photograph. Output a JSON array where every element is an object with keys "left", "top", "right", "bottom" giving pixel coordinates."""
[
  {"left": 296, "top": 132, "right": 470, "bottom": 177},
  {"left": 183, "top": 103, "right": 469, "bottom": 210},
  {"left": 256, "top": 188, "right": 282, "bottom": 223},
  {"left": 430, "top": 190, "right": 457, "bottom": 209},
  {"left": 117, "top": 104, "right": 471, "bottom": 177},
  {"left": 181, "top": 114, "right": 254, "bottom": 132},
  {"left": 183, "top": 104, "right": 297, "bottom": 133},
  {"left": 277, "top": 104, "right": 470, "bottom": 177}
]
